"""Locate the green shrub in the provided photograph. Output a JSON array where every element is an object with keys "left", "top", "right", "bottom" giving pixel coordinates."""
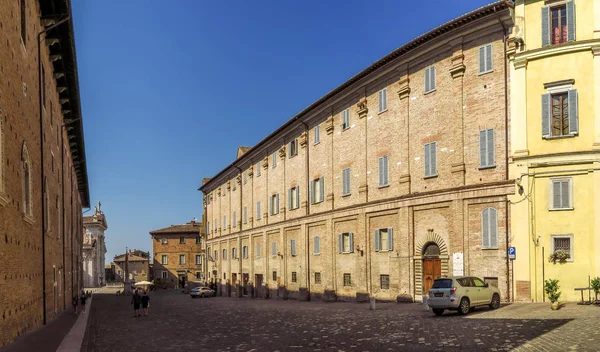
[{"left": 544, "top": 279, "right": 561, "bottom": 304}]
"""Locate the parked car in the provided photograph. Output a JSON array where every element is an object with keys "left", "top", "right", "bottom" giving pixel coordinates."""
[
  {"left": 427, "top": 276, "right": 501, "bottom": 316},
  {"left": 190, "top": 286, "right": 215, "bottom": 298}
]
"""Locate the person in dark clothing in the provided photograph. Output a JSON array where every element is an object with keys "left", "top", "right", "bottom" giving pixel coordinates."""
[
  {"left": 141, "top": 291, "right": 150, "bottom": 317},
  {"left": 131, "top": 289, "right": 142, "bottom": 317},
  {"left": 72, "top": 295, "right": 79, "bottom": 314},
  {"left": 80, "top": 293, "right": 87, "bottom": 313}
]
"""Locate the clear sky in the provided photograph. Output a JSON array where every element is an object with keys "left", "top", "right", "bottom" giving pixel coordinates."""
[{"left": 72, "top": 0, "right": 495, "bottom": 262}]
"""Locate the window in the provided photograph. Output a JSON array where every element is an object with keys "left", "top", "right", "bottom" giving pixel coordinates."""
[
  {"left": 257, "top": 201, "right": 261, "bottom": 220},
  {"left": 380, "top": 275, "right": 390, "bottom": 289},
  {"left": 374, "top": 228, "right": 393, "bottom": 252},
  {"left": 291, "top": 272, "right": 297, "bottom": 283},
  {"left": 242, "top": 245, "right": 248, "bottom": 259},
  {"left": 542, "top": 2, "right": 575, "bottom": 47},
  {"left": 338, "top": 233, "right": 354, "bottom": 254},
  {"left": 161, "top": 238, "right": 167, "bottom": 244},
  {"left": 288, "top": 186, "right": 299, "bottom": 210},
  {"left": 424, "top": 66, "right": 436, "bottom": 93},
  {"left": 161, "top": 271, "right": 168, "bottom": 279},
  {"left": 290, "top": 240, "right": 297, "bottom": 256},
  {"left": 542, "top": 90, "right": 578, "bottom": 138},
  {"left": 479, "top": 129, "right": 495, "bottom": 168},
  {"left": 214, "top": 220, "right": 217, "bottom": 232},
  {"left": 244, "top": 171, "right": 248, "bottom": 184},
  {"left": 271, "top": 242, "right": 277, "bottom": 257},
  {"left": 551, "top": 235, "right": 573, "bottom": 260},
  {"left": 310, "top": 177, "right": 324, "bottom": 204},
  {"left": 214, "top": 250, "right": 218, "bottom": 261},
  {"left": 482, "top": 207, "right": 498, "bottom": 249},
  {"left": 270, "top": 193, "right": 280, "bottom": 215},
  {"left": 222, "top": 185, "right": 226, "bottom": 196},
  {"left": 232, "top": 247, "right": 237, "bottom": 259},
  {"left": 256, "top": 243, "right": 261, "bottom": 258},
  {"left": 224, "top": 273, "right": 227, "bottom": 280},
  {"left": 342, "top": 168, "right": 351, "bottom": 196},
  {"left": 243, "top": 206, "right": 248, "bottom": 224},
  {"left": 179, "top": 255, "right": 185, "bottom": 264},
  {"left": 161, "top": 255, "right": 168, "bottom": 265},
  {"left": 313, "top": 236, "right": 320, "bottom": 255},
  {"left": 424, "top": 142, "right": 437, "bottom": 177},
  {"left": 223, "top": 215, "right": 227, "bottom": 229},
  {"left": 232, "top": 180, "right": 236, "bottom": 191},
  {"left": 256, "top": 163, "right": 261, "bottom": 177},
  {"left": 342, "top": 108, "right": 350, "bottom": 130},
  {"left": 473, "top": 277, "right": 487, "bottom": 287},
  {"left": 314, "top": 125, "right": 320, "bottom": 144},
  {"left": 478, "top": 44, "right": 493, "bottom": 74},
  {"left": 22, "top": 144, "right": 32, "bottom": 216},
  {"left": 233, "top": 211, "right": 237, "bottom": 227},
  {"left": 343, "top": 273, "right": 351, "bottom": 286},
  {"left": 550, "top": 178, "right": 572, "bottom": 210},
  {"left": 196, "top": 236, "right": 201, "bottom": 244},
  {"left": 272, "top": 271, "right": 277, "bottom": 281},
  {"left": 378, "top": 88, "right": 387, "bottom": 113},
  {"left": 378, "top": 156, "right": 389, "bottom": 187},
  {"left": 196, "top": 272, "right": 201, "bottom": 279},
  {"left": 314, "top": 272, "right": 321, "bottom": 284},
  {"left": 222, "top": 249, "right": 227, "bottom": 261},
  {"left": 272, "top": 152, "right": 277, "bottom": 168},
  {"left": 195, "top": 255, "right": 202, "bottom": 265},
  {"left": 180, "top": 237, "right": 185, "bottom": 244},
  {"left": 289, "top": 139, "right": 298, "bottom": 157},
  {"left": 20, "top": 0, "right": 26, "bottom": 45}
]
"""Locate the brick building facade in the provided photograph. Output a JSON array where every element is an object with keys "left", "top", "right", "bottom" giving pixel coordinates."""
[
  {"left": 113, "top": 252, "right": 149, "bottom": 283},
  {"left": 0, "top": 0, "right": 89, "bottom": 348},
  {"left": 201, "top": 2, "right": 515, "bottom": 303},
  {"left": 150, "top": 221, "right": 204, "bottom": 289}
]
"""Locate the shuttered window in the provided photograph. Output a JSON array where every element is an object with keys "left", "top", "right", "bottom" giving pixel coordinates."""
[
  {"left": 424, "top": 142, "right": 437, "bottom": 177},
  {"left": 256, "top": 244, "right": 261, "bottom": 258},
  {"left": 378, "top": 156, "right": 389, "bottom": 187},
  {"left": 222, "top": 249, "right": 227, "bottom": 261},
  {"left": 256, "top": 163, "right": 261, "bottom": 177},
  {"left": 378, "top": 88, "right": 387, "bottom": 113},
  {"left": 478, "top": 44, "right": 493, "bottom": 74},
  {"left": 243, "top": 171, "right": 247, "bottom": 184},
  {"left": 542, "top": 2, "right": 575, "bottom": 47},
  {"left": 232, "top": 211, "right": 236, "bottom": 227},
  {"left": 343, "top": 273, "right": 351, "bottom": 286},
  {"left": 256, "top": 201, "right": 261, "bottom": 220},
  {"left": 542, "top": 90, "right": 578, "bottom": 138},
  {"left": 424, "top": 66, "right": 436, "bottom": 93},
  {"left": 314, "top": 236, "right": 320, "bottom": 255},
  {"left": 342, "top": 168, "right": 351, "bottom": 196},
  {"left": 481, "top": 207, "right": 498, "bottom": 249},
  {"left": 289, "top": 139, "right": 298, "bottom": 157},
  {"left": 479, "top": 129, "right": 495, "bottom": 168},
  {"left": 271, "top": 242, "right": 277, "bottom": 257},
  {"left": 223, "top": 215, "right": 227, "bottom": 229},
  {"left": 243, "top": 207, "right": 247, "bottom": 224},
  {"left": 374, "top": 228, "right": 394, "bottom": 252},
  {"left": 272, "top": 152, "right": 277, "bottom": 168},
  {"left": 314, "top": 125, "right": 320, "bottom": 144},
  {"left": 310, "top": 177, "right": 324, "bottom": 204},
  {"left": 551, "top": 178, "right": 572, "bottom": 210},
  {"left": 342, "top": 108, "right": 350, "bottom": 130},
  {"left": 270, "top": 193, "right": 279, "bottom": 215},
  {"left": 290, "top": 240, "right": 296, "bottom": 256},
  {"left": 288, "top": 186, "right": 299, "bottom": 210},
  {"left": 338, "top": 232, "right": 354, "bottom": 254}
]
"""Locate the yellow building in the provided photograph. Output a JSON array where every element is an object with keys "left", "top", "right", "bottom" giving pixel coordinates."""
[{"left": 509, "top": 0, "right": 600, "bottom": 302}]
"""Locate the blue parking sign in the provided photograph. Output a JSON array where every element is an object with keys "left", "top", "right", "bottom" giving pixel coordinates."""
[{"left": 508, "top": 247, "right": 516, "bottom": 260}]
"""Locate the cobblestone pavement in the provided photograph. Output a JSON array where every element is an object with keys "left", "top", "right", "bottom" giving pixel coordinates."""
[{"left": 83, "top": 290, "right": 600, "bottom": 352}]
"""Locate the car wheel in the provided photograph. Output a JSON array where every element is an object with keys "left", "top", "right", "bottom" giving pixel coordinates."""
[
  {"left": 489, "top": 293, "right": 500, "bottom": 310},
  {"left": 457, "top": 297, "right": 470, "bottom": 315},
  {"left": 432, "top": 308, "right": 444, "bottom": 316},
  {"left": 200, "top": 293, "right": 204, "bottom": 298}
]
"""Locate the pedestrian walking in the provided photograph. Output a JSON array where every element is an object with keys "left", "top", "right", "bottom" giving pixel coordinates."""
[
  {"left": 141, "top": 291, "right": 150, "bottom": 317},
  {"left": 72, "top": 295, "right": 79, "bottom": 314},
  {"left": 80, "top": 292, "right": 87, "bottom": 313},
  {"left": 131, "top": 288, "right": 142, "bottom": 317}
]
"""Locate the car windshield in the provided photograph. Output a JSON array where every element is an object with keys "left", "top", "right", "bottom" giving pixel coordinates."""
[{"left": 431, "top": 279, "right": 453, "bottom": 289}]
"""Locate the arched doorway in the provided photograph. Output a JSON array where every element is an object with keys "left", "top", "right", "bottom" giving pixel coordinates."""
[{"left": 422, "top": 242, "right": 441, "bottom": 294}]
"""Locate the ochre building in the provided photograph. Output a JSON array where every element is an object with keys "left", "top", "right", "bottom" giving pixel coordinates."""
[
  {"left": 509, "top": 0, "right": 600, "bottom": 302},
  {"left": 113, "top": 251, "right": 149, "bottom": 283},
  {"left": 0, "top": 0, "right": 89, "bottom": 347},
  {"left": 150, "top": 220, "right": 204, "bottom": 289},
  {"left": 201, "top": 2, "right": 515, "bottom": 303}
]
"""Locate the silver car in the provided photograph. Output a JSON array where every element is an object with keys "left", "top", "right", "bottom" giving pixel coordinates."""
[
  {"left": 427, "top": 276, "right": 501, "bottom": 316},
  {"left": 190, "top": 286, "right": 215, "bottom": 298}
]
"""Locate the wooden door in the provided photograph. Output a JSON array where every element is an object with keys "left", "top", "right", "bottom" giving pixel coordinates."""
[
  {"left": 423, "top": 259, "right": 441, "bottom": 294},
  {"left": 255, "top": 274, "right": 263, "bottom": 298}
]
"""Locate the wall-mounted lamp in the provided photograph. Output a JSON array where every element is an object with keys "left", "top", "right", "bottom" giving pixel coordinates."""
[
  {"left": 355, "top": 245, "right": 364, "bottom": 256},
  {"left": 276, "top": 251, "right": 283, "bottom": 259}
]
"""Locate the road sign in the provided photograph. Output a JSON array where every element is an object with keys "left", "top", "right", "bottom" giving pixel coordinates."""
[{"left": 508, "top": 247, "right": 516, "bottom": 260}]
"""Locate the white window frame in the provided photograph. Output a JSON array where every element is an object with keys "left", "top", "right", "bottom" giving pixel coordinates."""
[
  {"left": 161, "top": 238, "right": 167, "bottom": 245},
  {"left": 161, "top": 271, "right": 168, "bottom": 279},
  {"left": 424, "top": 66, "right": 436, "bottom": 93},
  {"left": 289, "top": 186, "right": 299, "bottom": 210},
  {"left": 289, "top": 138, "right": 298, "bottom": 157},
  {"left": 378, "top": 88, "right": 387, "bottom": 113},
  {"left": 551, "top": 234, "right": 574, "bottom": 262},
  {"left": 161, "top": 255, "right": 168, "bottom": 265},
  {"left": 195, "top": 255, "right": 202, "bottom": 265},
  {"left": 314, "top": 125, "right": 320, "bottom": 145},
  {"left": 374, "top": 228, "right": 393, "bottom": 252},
  {"left": 311, "top": 177, "right": 324, "bottom": 204},
  {"left": 179, "top": 254, "right": 186, "bottom": 265},
  {"left": 338, "top": 232, "right": 353, "bottom": 254},
  {"left": 550, "top": 177, "right": 573, "bottom": 210},
  {"left": 478, "top": 44, "right": 493, "bottom": 75},
  {"left": 270, "top": 193, "right": 279, "bottom": 215},
  {"left": 342, "top": 108, "right": 350, "bottom": 130}
]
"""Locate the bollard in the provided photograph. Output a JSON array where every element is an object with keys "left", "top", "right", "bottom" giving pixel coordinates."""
[
  {"left": 423, "top": 295, "right": 430, "bottom": 311},
  {"left": 370, "top": 297, "right": 376, "bottom": 310}
]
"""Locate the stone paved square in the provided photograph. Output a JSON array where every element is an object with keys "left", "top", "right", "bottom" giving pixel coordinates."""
[{"left": 82, "top": 290, "right": 600, "bottom": 351}]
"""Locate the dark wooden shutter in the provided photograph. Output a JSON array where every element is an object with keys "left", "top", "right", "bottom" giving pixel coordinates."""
[
  {"left": 541, "top": 6, "right": 551, "bottom": 47},
  {"left": 568, "top": 89, "right": 578, "bottom": 135},
  {"left": 566, "top": 0, "right": 576, "bottom": 42},
  {"left": 542, "top": 94, "right": 551, "bottom": 137}
]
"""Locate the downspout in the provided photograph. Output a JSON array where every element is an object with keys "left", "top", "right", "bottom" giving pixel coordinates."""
[
  {"left": 296, "top": 118, "right": 310, "bottom": 300},
  {"left": 498, "top": 10, "right": 511, "bottom": 302},
  {"left": 233, "top": 165, "right": 243, "bottom": 298}
]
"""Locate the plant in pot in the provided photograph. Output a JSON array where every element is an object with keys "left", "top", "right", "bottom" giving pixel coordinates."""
[
  {"left": 548, "top": 250, "right": 569, "bottom": 264},
  {"left": 591, "top": 277, "right": 600, "bottom": 304},
  {"left": 544, "top": 279, "right": 561, "bottom": 310}
]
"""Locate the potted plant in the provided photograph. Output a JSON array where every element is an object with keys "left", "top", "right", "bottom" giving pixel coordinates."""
[
  {"left": 548, "top": 250, "right": 569, "bottom": 264},
  {"left": 591, "top": 277, "right": 600, "bottom": 304},
  {"left": 544, "top": 279, "right": 561, "bottom": 310}
]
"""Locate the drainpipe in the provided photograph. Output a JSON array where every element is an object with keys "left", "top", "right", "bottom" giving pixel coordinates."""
[{"left": 296, "top": 118, "right": 310, "bottom": 300}]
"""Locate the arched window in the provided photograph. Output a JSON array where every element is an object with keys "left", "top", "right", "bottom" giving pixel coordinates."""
[
  {"left": 22, "top": 143, "right": 32, "bottom": 216},
  {"left": 482, "top": 207, "right": 498, "bottom": 249}
]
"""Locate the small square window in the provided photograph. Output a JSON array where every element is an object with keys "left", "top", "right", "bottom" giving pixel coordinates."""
[
  {"left": 380, "top": 275, "right": 390, "bottom": 289},
  {"left": 342, "top": 108, "right": 350, "bottom": 130},
  {"left": 196, "top": 236, "right": 201, "bottom": 244},
  {"left": 195, "top": 272, "right": 201, "bottom": 279},
  {"left": 291, "top": 272, "right": 297, "bottom": 283},
  {"left": 179, "top": 237, "right": 185, "bottom": 244},
  {"left": 161, "top": 238, "right": 167, "bottom": 245},
  {"left": 314, "top": 272, "right": 321, "bottom": 284},
  {"left": 343, "top": 273, "right": 351, "bottom": 286},
  {"left": 551, "top": 235, "right": 573, "bottom": 261},
  {"left": 161, "top": 271, "right": 168, "bottom": 279}
]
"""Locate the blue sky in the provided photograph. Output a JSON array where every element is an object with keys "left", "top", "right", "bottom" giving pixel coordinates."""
[{"left": 72, "top": 0, "right": 494, "bottom": 262}]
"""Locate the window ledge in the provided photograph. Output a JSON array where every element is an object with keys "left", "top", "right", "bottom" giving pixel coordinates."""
[
  {"left": 313, "top": 253, "right": 321, "bottom": 256},
  {"left": 377, "top": 109, "right": 388, "bottom": 115},
  {"left": 341, "top": 193, "right": 351, "bottom": 197},
  {"left": 549, "top": 207, "right": 574, "bottom": 211},
  {"left": 479, "top": 165, "right": 497, "bottom": 170},
  {"left": 378, "top": 184, "right": 389, "bottom": 189},
  {"left": 0, "top": 194, "right": 8, "bottom": 207},
  {"left": 543, "top": 134, "right": 576, "bottom": 140},
  {"left": 424, "top": 174, "right": 438, "bottom": 180},
  {"left": 312, "top": 200, "right": 324, "bottom": 205},
  {"left": 314, "top": 142, "right": 320, "bottom": 146},
  {"left": 481, "top": 247, "right": 499, "bottom": 251},
  {"left": 477, "top": 69, "right": 494, "bottom": 76},
  {"left": 342, "top": 126, "right": 350, "bottom": 131},
  {"left": 289, "top": 154, "right": 298, "bottom": 159},
  {"left": 424, "top": 89, "right": 437, "bottom": 95},
  {"left": 22, "top": 213, "right": 35, "bottom": 225}
]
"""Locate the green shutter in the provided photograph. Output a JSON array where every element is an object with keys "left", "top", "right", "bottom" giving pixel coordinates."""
[
  {"left": 566, "top": 0, "right": 576, "bottom": 42},
  {"left": 374, "top": 230, "right": 380, "bottom": 252},
  {"left": 541, "top": 6, "right": 551, "bottom": 47},
  {"left": 568, "top": 90, "right": 578, "bottom": 135},
  {"left": 542, "top": 94, "right": 551, "bottom": 137},
  {"left": 388, "top": 228, "right": 393, "bottom": 251},
  {"left": 349, "top": 233, "right": 354, "bottom": 253},
  {"left": 338, "top": 234, "right": 343, "bottom": 254}
]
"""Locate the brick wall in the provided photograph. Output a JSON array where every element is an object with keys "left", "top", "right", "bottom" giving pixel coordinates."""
[{"left": 152, "top": 232, "right": 202, "bottom": 289}]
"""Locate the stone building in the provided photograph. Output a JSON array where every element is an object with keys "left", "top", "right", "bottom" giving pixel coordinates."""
[
  {"left": 509, "top": 0, "right": 600, "bottom": 302},
  {"left": 0, "top": 0, "right": 89, "bottom": 347},
  {"left": 82, "top": 202, "right": 107, "bottom": 287},
  {"left": 150, "top": 220, "right": 204, "bottom": 289},
  {"left": 113, "top": 251, "right": 149, "bottom": 283},
  {"left": 201, "top": 2, "right": 515, "bottom": 302}
]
